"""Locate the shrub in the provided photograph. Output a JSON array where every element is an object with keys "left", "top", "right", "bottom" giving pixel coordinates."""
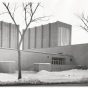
[{"left": 76, "top": 65, "right": 87, "bottom": 70}]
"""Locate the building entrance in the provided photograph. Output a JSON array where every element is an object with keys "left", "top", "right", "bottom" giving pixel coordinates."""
[{"left": 52, "top": 57, "right": 65, "bottom": 65}]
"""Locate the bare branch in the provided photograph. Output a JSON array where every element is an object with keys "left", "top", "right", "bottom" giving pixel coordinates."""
[
  {"left": 22, "top": 2, "right": 35, "bottom": 27},
  {"left": 75, "top": 13, "right": 88, "bottom": 33},
  {"left": 13, "top": 3, "right": 20, "bottom": 18},
  {"left": 32, "top": 2, "right": 40, "bottom": 16},
  {"left": 39, "top": 4, "right": 44, "bottom": 8},
  {"left": 81, "top": 13, "right": 88, "bottom": 24},
  {"left": 2, "top": 2, "right": 22, "bottom": 36},
  {"left": 29, "top": 2, "right": 33, "bottom": 16},
  {"left": 7, "top": 3, "right": 10, "bottom": 7},
  {"left": 25, "top": 7, "right": 27, "bottom": 26},
  {"left": 26, "top": 11, "right": 32, "bottom": 17},
  {"left": 79, "top": 25, "right": 88, "bottom": 33},
  {"left": 22, "top": 3, "right": 27, "bottom": 26},
  {"left": 0, "top": 12, "right": 8, "bottom": 15},
  {"left": 22, "top": 3, "right": 40, "bottom": 35},
  {"left": 32, "top": 15, "right": 51, "bottom": 22},
  {"left": 75, "top": 14, "right": 88, "bottom": 29},
  {"left": 24, "top": 2, "right": 34, "bottom": 17}
]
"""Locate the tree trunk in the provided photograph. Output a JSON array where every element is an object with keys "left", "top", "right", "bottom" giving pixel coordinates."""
[
  {"left": 18, "top": 49, "right": 22, "bottom": 79},
  {"left": 17, "top": 34, "right": 23, "bottom": 79}
]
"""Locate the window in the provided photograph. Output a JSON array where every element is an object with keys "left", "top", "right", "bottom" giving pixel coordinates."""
[
  {"left": 52, "top": 57, "right": 65, "bottom": 65},
  {"left": 58, "top": 27, "right": 70, "bottom": 46},
  {"left": 70, "top": 58, "right": 72, "bottom": 61}
]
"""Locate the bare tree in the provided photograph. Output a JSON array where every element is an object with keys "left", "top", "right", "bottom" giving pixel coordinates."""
[
  {"left": 2, "top": 2, "right": 50, "bottom": 79},
  {"left": 75, "top": 13, "right": 88, "bottom": 33}
]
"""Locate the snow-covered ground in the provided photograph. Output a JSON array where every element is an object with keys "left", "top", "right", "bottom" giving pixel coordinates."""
[{"left": 0, "top": 69, "right": 88, "bottom": 84}]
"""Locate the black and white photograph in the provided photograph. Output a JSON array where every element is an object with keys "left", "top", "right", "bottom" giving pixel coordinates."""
[{"left": 0, "top": 0, "right": 87, "bottom": 87}]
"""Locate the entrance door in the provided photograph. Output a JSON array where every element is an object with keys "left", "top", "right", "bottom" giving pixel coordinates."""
[{"left": 52, "top": 57, "right": 65, "bottom": 65}]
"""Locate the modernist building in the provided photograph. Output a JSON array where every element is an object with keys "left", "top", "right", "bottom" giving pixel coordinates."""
[
  {"left": 0, "top": 21, "right": 19, "bottom": 49},
  {"left": 22, "top": 21, "right": 73, "bottom": 71},
  {"left": 23, "top": 21, "right": 72, "bottom": 50},
  {"left": 0, "top": 21, "right": 87, "bottom": 72}
]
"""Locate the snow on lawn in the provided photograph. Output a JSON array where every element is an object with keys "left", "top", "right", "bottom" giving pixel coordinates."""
[
  {"left": 26, "top": 69, "right": 88, "bottom": 83},
  {"left": 0, "top": 69, "right": 88, "bottom": 84},
  {"left": 0, "top": 73, "right": 17, "bottom": 82}
]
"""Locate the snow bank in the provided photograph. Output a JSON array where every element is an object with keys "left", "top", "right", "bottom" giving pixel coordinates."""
[
  {"left": 0, "top": 73, "right": 17, "bottom": 82},
  {"left": 24, "top": 69, "right": 88, "bottom": 83},
  {"left": 33, "top": 69, "right": 84, "bottom": 83},
  {"left": 0, "top": 69, "right": 88, "bottom": 84},
  {"left": 37, "top": 70, "right": 50, "bottom": 75}
]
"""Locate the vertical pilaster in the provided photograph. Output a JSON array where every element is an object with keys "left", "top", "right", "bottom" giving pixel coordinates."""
[
  {"left": 22, "top": 30, "right": 24, "bottom": 50},
  {"left": 0, "top": 22, "right": 1, "bottom": 47},
  {"left": 41, "top": 25, "right": 43, "bottom": 48},
  {"left": 1, "top": 21, "right": 3, "bottom": 47},
  {"left": 69, "top": 26, "right": 72, "bottom": 45},
  {"left": 35, "top": 27, "right": 36, "bottom": 48},
  {"left": 17, "top": 25, "right": 19, "bottom": 49},
  {"left": 49, "top": 23, "right": 51, "bottom": 47},
  {"left": 59, "top": 27, "right": 61, "bottom": 46},
  {"left": 9, "top": 23, "right": 11, "bottom": 48},
  {"left": 28, "top": 28, "right": 30, "bottom": 49}
]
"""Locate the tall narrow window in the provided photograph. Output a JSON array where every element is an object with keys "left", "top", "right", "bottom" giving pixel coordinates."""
[{"left": 58, "top": 27, "right": 70, "bottom": 46}]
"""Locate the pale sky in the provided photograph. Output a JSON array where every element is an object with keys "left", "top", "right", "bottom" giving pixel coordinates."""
[{"left": 0, "top": 0, "right": 88, "bottom": 45}]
